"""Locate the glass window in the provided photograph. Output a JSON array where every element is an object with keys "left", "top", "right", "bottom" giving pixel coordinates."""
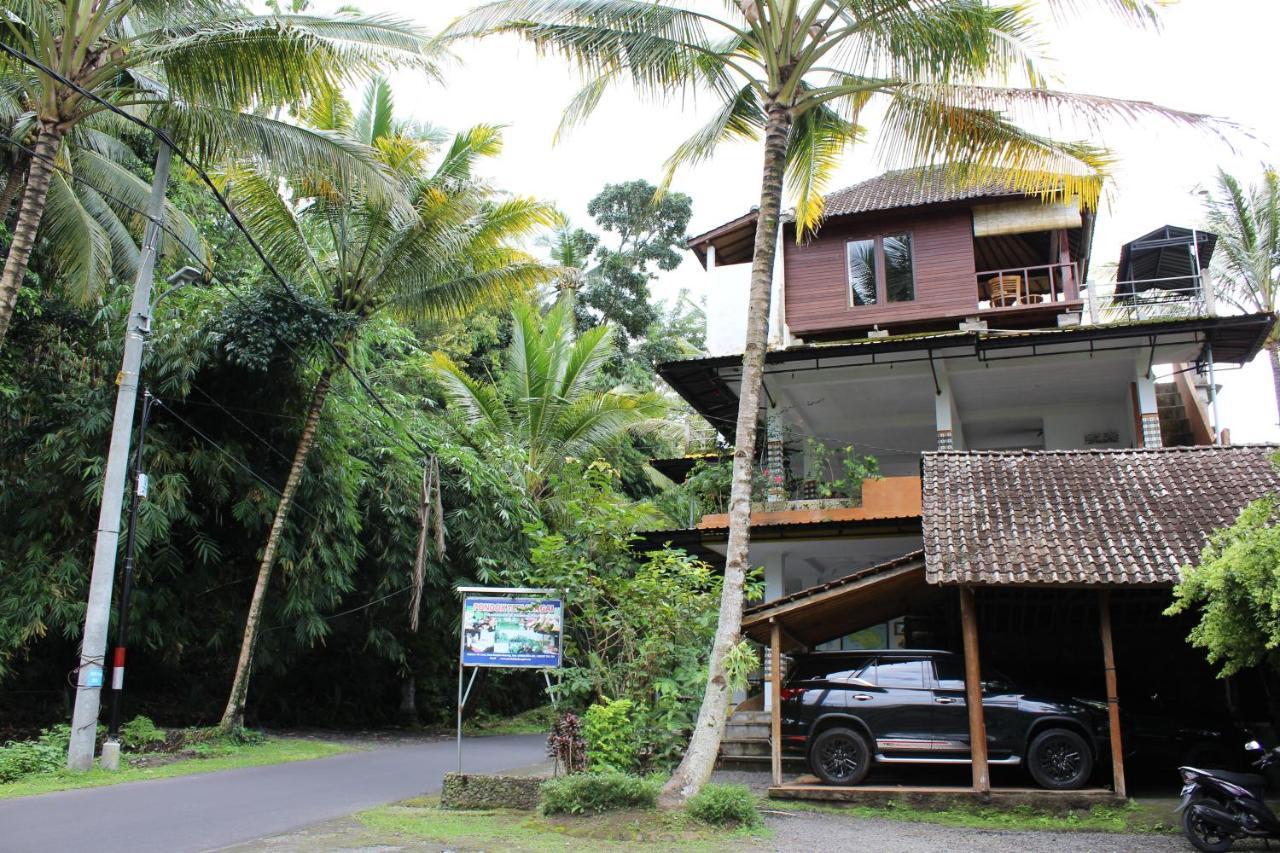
[
  {"left": 932, "top": 657, "right": 966, "bottom": 690},
  {"left": 883, "top": 233, "right": 915, "bottom": 302},
  {"left": 846, "top": 239, "right": 878, "bottom": 305},
  {"left": 868, "top": 658, "right": 926, "bottom": 688},
  {"left": 789, "top": 656, "right": 873, "bottom": 682}
]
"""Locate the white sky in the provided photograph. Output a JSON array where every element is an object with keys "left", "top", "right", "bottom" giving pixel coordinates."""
[{"left": 363, "top": 0, "right": 1280, "bottom": 442}]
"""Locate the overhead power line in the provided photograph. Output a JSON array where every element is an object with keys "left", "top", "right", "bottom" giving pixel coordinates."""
[
  {"left": 0, "top": 40, "right": 429, "bottom": 458},
  {"left": 0, "top": 129, "right": 431, "bottom": 465}
]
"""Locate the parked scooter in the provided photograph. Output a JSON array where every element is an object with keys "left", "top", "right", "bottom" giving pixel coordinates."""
[{"left": 1178, "top": 739, "right": 1280, "bottom": 851}]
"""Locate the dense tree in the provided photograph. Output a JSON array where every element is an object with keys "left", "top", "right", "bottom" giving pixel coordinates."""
[
  {"left": 1199, "top": 166, "right": 1280, "bottom": 419},
  {"left": 216, "top": 80, "right": 555, "bottom": 729},
  {"left": 578, "top": 180, "right": 691, "bottom": 342},
  {"left": 430, "top": 299, "right": 667, "bottom": 516},
  {"left": 0, "top": 0, "right": 433, "bottom": 349},
  {"left": 453, "top": 0, "right": 1210, "bottom": 802}
]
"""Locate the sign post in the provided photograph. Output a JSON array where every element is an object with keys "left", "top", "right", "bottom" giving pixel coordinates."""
[{"left": 455, "top": 586, "right": 563, "bottom": 772}]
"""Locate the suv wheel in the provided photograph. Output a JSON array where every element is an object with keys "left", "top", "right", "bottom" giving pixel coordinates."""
[
  {"left": 809, "top": 727, "right": 871, "bottom": 786},
  {"left": 1027, "top": 728, "right": 1093, "bottom": 790}
]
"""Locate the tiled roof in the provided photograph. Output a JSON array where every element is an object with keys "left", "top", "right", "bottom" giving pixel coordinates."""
[
  {"left": 820, "top": 167, "right": 1026, "bottom": 218},
  {"left": 743, "top": 550, "right": 925, "bottom": 617},
  {"left": 922, "top": 446, "right": 1280, "bottom": 586}
]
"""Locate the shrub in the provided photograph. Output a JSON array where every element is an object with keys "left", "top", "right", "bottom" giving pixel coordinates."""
[
  {"left": 540, "top": 771, "right": 660, "bottom": 815},
  {"left": 0, "top": 725, "right": 71, "bottom": 783},
  {"left": 686, "top": 783, "right": 762, "bottom": 828},
  {"left": 121, "top": 716, "right": 166, "bottom": 751},
  {"left": 547, "top": 711, "right": 587, "bottom": 774},
  {"left": 582, "top": 698, "right": 638, "bottom": 772}
]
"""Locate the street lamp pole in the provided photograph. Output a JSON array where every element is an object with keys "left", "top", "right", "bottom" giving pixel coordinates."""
[
  {"left": 67, "top": 140, "right": 172, "bottom": 772},
  {"left": 104, "top": 388, "right": 155, "bottom": 749}
]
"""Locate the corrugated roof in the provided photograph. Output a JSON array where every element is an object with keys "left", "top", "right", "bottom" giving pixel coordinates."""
[{"left": 922, "top": 446, "right": 1280, "bottom": 586}]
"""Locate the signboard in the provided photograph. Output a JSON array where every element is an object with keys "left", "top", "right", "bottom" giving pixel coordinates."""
[{"left": 461, "top": 595, "right": 563, "bottom": 669}]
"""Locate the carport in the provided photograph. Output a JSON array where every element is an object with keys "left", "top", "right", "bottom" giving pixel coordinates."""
[{"left": 741, "top": 446, "right": 1280, "bottom": 800}]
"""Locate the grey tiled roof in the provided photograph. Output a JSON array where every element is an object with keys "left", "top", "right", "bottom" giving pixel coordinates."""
[
  {"left": 922, "top": 446, "right": 1280, "bottom": 586},
  {"left": 821, "top": 167, "right": 1026, "bottom": 218}
]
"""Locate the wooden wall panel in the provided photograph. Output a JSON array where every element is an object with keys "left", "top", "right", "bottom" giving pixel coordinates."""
[{"left": 784, "top": 209, "right": 979, "bottom": 336}]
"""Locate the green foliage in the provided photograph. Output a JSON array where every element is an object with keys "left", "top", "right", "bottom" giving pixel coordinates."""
[
  {"left": 803, "top": 438, "right": 880, "bottom": 501},
  {"left": 0, "top": 725, "right": 70, "bottom": 783},
  {"left": 582, "top": 698, "right": 639, "bottom": 772},
  {"left": 522, "top": 462, "right": 761, "bottom": 769},
  {"left": 539, "top": 771, "right": 661, "bottom": 815},
  {"left": 121, "top": 716, "right": 166, "bottom": 751},
  {"left": 1167, "top": 494, "right": 1280, "bottom": 676},
  {"left": 578, "top": 180, "right": 693, "bottom": 344},
  {"left": 685, "top": 783, "right": 762, "bottom": 828}
]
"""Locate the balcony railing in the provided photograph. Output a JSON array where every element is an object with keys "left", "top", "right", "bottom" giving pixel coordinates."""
[
  {"left": 975, "top": 261, "right": 1080, "bottom": 311},
  {"left": 1091, "top": 275, "right": 1211, "bottom": 324}
]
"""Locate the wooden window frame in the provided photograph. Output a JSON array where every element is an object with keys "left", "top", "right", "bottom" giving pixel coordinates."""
[{"left": 846, "top": 231, "right": 918, "bottom": 308}]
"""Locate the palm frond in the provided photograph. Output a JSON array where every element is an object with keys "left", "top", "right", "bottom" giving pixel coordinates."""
[{"left": 43, "top": 172, "right": 113, "bottom": 301}]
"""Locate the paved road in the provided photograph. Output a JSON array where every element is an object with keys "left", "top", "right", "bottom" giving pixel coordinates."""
[{"left": 0, "top": 734, "right": 547, "bottom": 853}]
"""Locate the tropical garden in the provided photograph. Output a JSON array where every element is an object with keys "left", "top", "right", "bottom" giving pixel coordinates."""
[{"left": 0, "top": 0, "right": 1267, "bottom": 822}]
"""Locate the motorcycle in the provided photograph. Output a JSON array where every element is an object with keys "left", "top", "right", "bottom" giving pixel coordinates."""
[{"left": 1178, "top": 739, "right": 1280, "bottom": 851}]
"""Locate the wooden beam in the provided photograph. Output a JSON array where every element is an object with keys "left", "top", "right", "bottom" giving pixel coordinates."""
[
  {"left": 959, "top": 586, "right": 990, "bottom": 794},
  {"left": 1099, "top": 590, "right": 1127, "bottom": 798},
  {"left": 770, "top": 619, "right": 783, "bottom": 787}
]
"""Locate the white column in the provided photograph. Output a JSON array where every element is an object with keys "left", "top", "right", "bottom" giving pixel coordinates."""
[
  {"left": 771, "top": 228, "right": 789, "bottom": 348},
  {"left": 763, "top": 552, "right": 786, "bottom": 602},
  {"left": 934, "top": 362, "right": 964, "bottom": 450},
  {"left": 1135, "top": 359, "right": 1162, "bottom": 448}
]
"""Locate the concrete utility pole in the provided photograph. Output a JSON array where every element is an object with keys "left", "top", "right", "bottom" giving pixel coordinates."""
[{"left": 67, "top": 141, "right": 172, "bottom": 771}]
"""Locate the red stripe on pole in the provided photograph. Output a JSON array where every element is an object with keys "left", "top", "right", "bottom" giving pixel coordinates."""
[{"left": 113, "top": 647, "right": 126, "bottom": 667}]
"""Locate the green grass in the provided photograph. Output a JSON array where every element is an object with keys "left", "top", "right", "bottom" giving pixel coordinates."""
[
  {"left": 462, "top": 705, "right": 556, "bottom": 736},
  {"left": 358, "top": 797, "right": 766, "bottom": 851},
  {"left": 0, "top": 737, "right": 349, "bottom": 800},
  {"left": 772, "top": 798, "right": 1176, "bottom": 834}
]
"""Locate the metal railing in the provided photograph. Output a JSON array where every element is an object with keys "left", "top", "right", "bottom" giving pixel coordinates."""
[
  {"left": 1090, "top": 275, "right": 1212, "bottom": 324},
  {"left": 975, "top": 261, "right": 1079, "bottom": 310},
  {"left": 680, "top": 425, "right": 722, "bottom": 455}
]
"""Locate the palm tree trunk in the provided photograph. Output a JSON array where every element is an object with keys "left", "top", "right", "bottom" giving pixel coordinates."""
[
  {"left": 220, "top": 364, "right": 336, "bottom": 729},
  {"left": 1269, "top": 344, "right": 1280, "bottom": 435},
  {"left": 0, "top": 123, "right": 63, "bottom": 350},
  {"left": 661, "top": 102, "right": 792, "bottom": 805},
  {"left": 0, "top": 153, "right": 30, "bottom": 225}
]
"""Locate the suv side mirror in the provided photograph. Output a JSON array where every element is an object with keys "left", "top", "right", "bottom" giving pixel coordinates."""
[{"left": 982, "top": 679, "right": 1010, "bottom": 694}]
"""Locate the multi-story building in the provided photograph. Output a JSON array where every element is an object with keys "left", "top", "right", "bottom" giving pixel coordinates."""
[{"left": 651, "top": 167, "right": 1270, "bottom": 607}]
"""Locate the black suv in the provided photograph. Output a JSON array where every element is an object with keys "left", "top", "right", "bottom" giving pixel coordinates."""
[{"left": 780, "top": 649, "right": 1109, "bottom": 789}]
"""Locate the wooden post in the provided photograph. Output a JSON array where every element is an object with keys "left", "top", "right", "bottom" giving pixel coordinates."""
[
  {"left": 770, "top": 618, "right": 782, "bottom": 787},
  {"left": 959, "top": 586, "right": 990, "bottom": 793},
  {"left": 1099, "top": 590, "right": 1127, "bottom": 798}
]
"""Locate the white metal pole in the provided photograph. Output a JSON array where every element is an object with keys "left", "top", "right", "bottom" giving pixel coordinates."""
[{"left": 67, "top": 141, "right": 171, "bottom": 771}]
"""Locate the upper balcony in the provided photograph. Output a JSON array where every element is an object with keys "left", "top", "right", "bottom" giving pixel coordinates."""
[{"left": 688, "top": 168, "right": 1221, "bottom": 350}]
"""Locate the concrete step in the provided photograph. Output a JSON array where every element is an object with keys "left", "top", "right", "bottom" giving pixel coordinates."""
[
  {"left": 728, "top": 711, "right": 772, "bottom": 724},
  {"left": 720, "top": 737, "right": 771, "bottom": 757},
  {"left": 725, "top": 724, "right": 771, "bottom": 740}
]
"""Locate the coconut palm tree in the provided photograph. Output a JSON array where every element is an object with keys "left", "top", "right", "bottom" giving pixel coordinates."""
[
  {"left": 449, "top": 0, "right": 1214, "bottom": 801},
  {"left": 539, "top": 221, "right": 597, "bottom": 312},
  {"left": 1200, "top": 166, "right": 1280, "bottom": 419},
  {"left": 430, "top": 298, "right": 667, "bottom": 511},
  {"left": 0, "top": 0, "right": 435, "bottom": 349},
  {"left": 217, "top": 80, "right": 557, "bottom": 729}
]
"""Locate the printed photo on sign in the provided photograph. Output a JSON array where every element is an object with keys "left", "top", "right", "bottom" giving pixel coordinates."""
[{"left": 461, "top": 596, "right": 562, "bottom": 668}]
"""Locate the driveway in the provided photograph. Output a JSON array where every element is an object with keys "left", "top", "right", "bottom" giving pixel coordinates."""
[{"left": 0, "top": 733, "right": 547, "bottom": 853}]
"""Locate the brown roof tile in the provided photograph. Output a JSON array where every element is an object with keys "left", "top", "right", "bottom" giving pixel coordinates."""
[
  {"left": 820, "top": 167, "right": 1026, "bottom": 218},
  {"left": 922, "top": 446, "right": 1280, "bottom": 586}
]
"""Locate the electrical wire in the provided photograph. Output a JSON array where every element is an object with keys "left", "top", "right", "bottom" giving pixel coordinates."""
[
  {"left": 149, "top": 396, "right": 328, "bottom": 528},
  {"left": 0, "top": 128, "right": 432, "bottom": 466},
  {"left": 0, "top": 41, "right": 430, "bottom": 458},
  {"left": 261, "top": 583, "right": 415, "bottom": 634}
]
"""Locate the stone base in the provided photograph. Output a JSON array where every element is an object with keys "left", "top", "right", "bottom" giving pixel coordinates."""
[
  {"left": 99, "top": 739, "right": 121, "bottom": 771},
  {"left": 441, "top": 772, "right": 543, "bottom": 811}
]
